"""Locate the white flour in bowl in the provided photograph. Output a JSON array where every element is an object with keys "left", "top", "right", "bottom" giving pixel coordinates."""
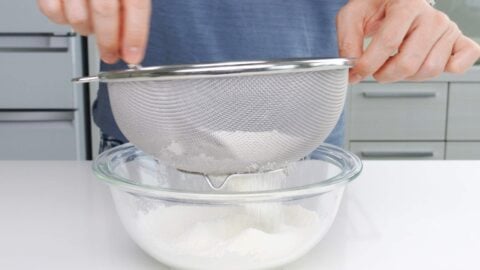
[
  {"left": 125, "top": 139, "right": 327, "bottom": 269},
  {"left": 133, "top": 204, "right": 322, "bottom": 270}
]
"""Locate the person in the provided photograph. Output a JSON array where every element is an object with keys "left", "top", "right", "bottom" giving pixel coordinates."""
[{"left": 38, "top": 0, "right": 480, "bottom": 153}]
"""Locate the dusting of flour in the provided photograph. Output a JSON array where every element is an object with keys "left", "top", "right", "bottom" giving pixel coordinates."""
[
  {"left": 211, "top": 130, "right": 302, "bottom": 160},
  {"left": 134, "top": 204, "right": 322, "bottom": 270}
]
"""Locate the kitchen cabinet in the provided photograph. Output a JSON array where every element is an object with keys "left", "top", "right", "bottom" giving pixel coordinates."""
[
  {"left": 446, "top": 142, "right": 480, "bottom": 160},
  {"left": 0, "top": 36, "right": 81, "bottom": 109},
  {"left": 347, "top": 74, "right": 480, "bottom": 160},
  {"left": 447, "top": 83, "right": 480, "bottom": 140},
  {"left": 0, "top": 112, "right": 77, "bottom": 160},
  {"left": 0, "top": 2, "right": 88, "bottom": 160},
  {"left": 350, "top": 141, "right": 445, "bottom": 160},
  {"left": 349, "top": 83, "right": 448, "bottom": 141}
]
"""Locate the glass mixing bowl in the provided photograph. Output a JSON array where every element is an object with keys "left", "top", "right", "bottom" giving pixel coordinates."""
[{"left": 93, "top": 143, "right": 362, "bottom": 270}]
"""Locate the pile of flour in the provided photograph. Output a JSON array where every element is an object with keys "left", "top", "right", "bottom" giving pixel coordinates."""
[{"left": 134, "top": 204, "right": 322, "bottom": 269}]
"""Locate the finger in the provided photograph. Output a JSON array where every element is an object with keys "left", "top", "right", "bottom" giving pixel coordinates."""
[
  {"left": 374, "top": 11, "right": 450, "bottom": 83},
  {"left": 37, "top": 0, "right": 68, "bottom": 24},
  {"left": 121, "top": 0, "right": 151, "bottom": 64},
  {"left": 336, "top": 3, "right": 366, "bottom": 83},
  {"left": 64, "top": 0, "right": 91, "bottom": 35},
  {"left": 406, "top": 23, "right": 461, "bottom": 81},
  {"left": 446, "top": 36, "right": 480, "bottom": 74},
  {"left": 350, "top": 6, "right": 420, "bottom": 82},
  {"left": 90, "top": 0, "right": 120, "bottom": 64}
]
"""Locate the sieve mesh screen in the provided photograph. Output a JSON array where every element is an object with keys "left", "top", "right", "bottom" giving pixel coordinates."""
[{"left": 108, "top": 69, "right": 348, "bottom": 174}]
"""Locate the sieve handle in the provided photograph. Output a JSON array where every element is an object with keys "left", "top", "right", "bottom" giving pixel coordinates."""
[
  {"left": 362, "top": 92, "right": 437, "bottom": 98},
  {"left": 72, "top": 75, "right": 99, "bottom": 83},
  {"left": 361, "top": 151, "right": 434, "bottom": 158},
  {"left": 72, "top": 64, "right": 141, "bottom": 83}
]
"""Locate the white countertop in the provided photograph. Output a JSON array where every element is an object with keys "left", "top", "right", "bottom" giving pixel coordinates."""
[{"left": 1, "top": 160, "right": 479, "bottom": 270}]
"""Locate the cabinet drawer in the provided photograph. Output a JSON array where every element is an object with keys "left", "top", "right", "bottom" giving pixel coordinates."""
[
  {"left": 0, "top": 111, "right": 77, "bottom": 160},
  {"left": 0, "top": 2, "right": 70, "bottom": 33},
  {"left": 350, "top": 141, "right": 445, "bottom": 160},
  {"left": 447, "top": 83, "right": 480, "bottom": 140},
  {"left": 350, "top": 83, "right": 448, "bottom": 140},
  {"left": 446, "top": 142, "right": 480, "bottom": 160},
  {"left": 0, "top": 36, "right": 79, "bottom": 109}
]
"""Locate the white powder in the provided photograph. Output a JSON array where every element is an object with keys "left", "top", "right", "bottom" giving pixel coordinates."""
[
  {"left": 165, "top": 141, "right": 185, "bottom": 156},
  {"left": 133, "top": 204, "right": 323, "bottom": 270},
  {"left": 156, "top": 130, "right": 307, "bottom": 175},
  {"left": 211, "top": 130, "right": 302, "bottom": 161},
  {"left": 131, "top": 131, "right": 324, "bottom": 269}
]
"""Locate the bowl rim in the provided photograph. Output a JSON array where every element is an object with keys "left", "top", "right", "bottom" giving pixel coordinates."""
[{"left": 92, "top": 143, "right": 362, "bottom": 203}]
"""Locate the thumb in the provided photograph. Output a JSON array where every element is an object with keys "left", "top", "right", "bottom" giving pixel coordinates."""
[{"left": 336, "top": 3, "right": 366, "bottom": 82}]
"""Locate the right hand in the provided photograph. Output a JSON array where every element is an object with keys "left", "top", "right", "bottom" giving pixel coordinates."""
[
  {"left": 337, "top": 0, "right": 480, "bottom": 84},
  {"left": 37, "top": 0, "right": 151, "bottom": 64}
]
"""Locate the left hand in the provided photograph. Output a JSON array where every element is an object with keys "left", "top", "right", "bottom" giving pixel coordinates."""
[
  {"left": 336, "top": 0, "right": 480, "bottom": 84},
  {"left": 37, "top": 0, "right": 152, "bottom": 64}
]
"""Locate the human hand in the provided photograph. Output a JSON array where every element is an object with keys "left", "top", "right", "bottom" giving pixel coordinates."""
[
  {"left": 337, "top": 0, "right": 480, "bottom": 83},
  {"left": 37, "top": 0, "right": 151, "bottom": 64}
]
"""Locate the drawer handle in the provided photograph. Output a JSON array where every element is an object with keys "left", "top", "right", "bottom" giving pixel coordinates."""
[
  {"left": 361, "top": 151, "right": 434, "bottom": 158},
  {"left": 0, "top": 33, "right": 72, "bottom": 52},
  {"left": 362, "top": 92, "right": 437, "bottom": 98},
  {"left": 0, "top": 111, "right": 74, "bottom": 122}
]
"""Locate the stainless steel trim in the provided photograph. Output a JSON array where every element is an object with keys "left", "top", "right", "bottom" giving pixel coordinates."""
[
  {"left": 73, "top": 58, "right": 354, "bottom": 83},
  {"left": 0, "top": 111, "right": 74, "bottom": 122},
  {"left": 362, "top": 92, "right": 437, "bottom": 98},
  {"left": 361, "top": 151, "right": 435, "bottom": 158}
]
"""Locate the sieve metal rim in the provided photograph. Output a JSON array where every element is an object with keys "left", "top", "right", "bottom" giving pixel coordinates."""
[
  {"left": 73, "top": 58, "right": 354, "bottom": 83},
  {"left": 92, "top": 143, "right": 362, "bottom": 204}
]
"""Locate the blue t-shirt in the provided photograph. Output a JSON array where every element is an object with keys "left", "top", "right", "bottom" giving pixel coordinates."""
[{"left": 93, "top": 0, "right": 347, "bottom": 146}]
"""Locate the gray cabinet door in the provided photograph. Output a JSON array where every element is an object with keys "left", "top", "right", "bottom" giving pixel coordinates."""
[
  {"left": 350, "top": 141, "right": 445, "bottom": 160},
  {"left": 0, "top": 2, "right": 70, "bottom": 33},
  {"left": 0, "top": 36, "right": 79, "bottom": 109},
  {"left": 349, "top": 83, "right": 448, "bottom": 140},
  {"left": 447, "top": 83, "right": 480, "bottom": 140},
  {"left": 0, "top": 111, "right": 77, "bottom": 160},
  {"left": 446, "top": 142, "right": 480, "bottom": 160}
]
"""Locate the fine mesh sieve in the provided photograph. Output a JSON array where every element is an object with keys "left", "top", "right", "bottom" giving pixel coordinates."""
[{"left": 74, "top": 58, "right": 352, "bottom": 175}]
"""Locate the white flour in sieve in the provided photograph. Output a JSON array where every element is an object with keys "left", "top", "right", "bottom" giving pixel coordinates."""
[
  {"left": 134, "top": 204, "right": 322, "bottom": 270},
  {"left": 163, "top": 130, "right": 302, "bottom": 162},
  {"left": 211, "top": 130, "right": 302, "bottom": 161},
  {"left": 160, "top": 130, "right": 303, "bottom": 175}
]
